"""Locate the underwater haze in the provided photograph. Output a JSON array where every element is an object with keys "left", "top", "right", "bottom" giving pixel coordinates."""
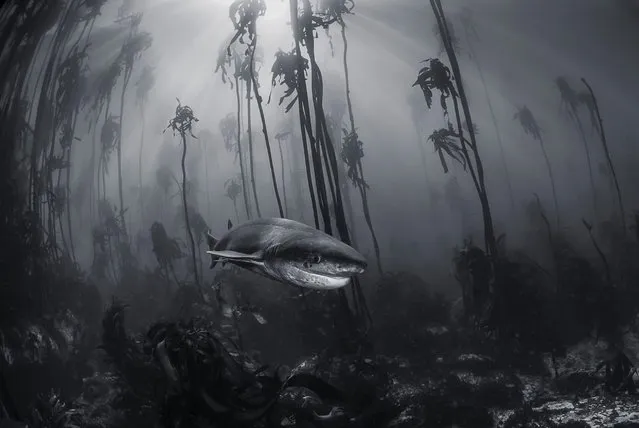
[{"left": 1, "top": 0, "right": 639, "bottom": 427}]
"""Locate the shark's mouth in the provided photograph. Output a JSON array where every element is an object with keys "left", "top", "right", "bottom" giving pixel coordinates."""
[
  {"left": 308, "top": 271, "right": 349, "bottom": 279},
  {"left": 259, "top": 259, "right": 356, "bottom": 290},
  {"left": 300, "top": 269, "right": 352, "bottom": 289},
  {"left": 274, "top": 265, "right": 351, "bottom": 290}
]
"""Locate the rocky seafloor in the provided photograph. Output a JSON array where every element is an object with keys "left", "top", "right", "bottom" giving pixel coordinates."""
[{"left": 1, "top": 316, "right": 639, "bottom": 428}]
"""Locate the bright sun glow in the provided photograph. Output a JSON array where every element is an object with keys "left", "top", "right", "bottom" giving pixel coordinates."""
[{"left": 189, "top": 0, "right": 291, "bottom": 28}]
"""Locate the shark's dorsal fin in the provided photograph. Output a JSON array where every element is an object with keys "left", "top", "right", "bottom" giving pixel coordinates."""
[
  {"left": 227, "top": 219, "right": 233, "bottom": 230},
  {"left": 206, "top": 250, "right": 263, "bottom": 264}
]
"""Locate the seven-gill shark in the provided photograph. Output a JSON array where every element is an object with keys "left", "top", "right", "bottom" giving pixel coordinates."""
[{"left": 206, "top": 218, "right": 367, "bottom": 290}]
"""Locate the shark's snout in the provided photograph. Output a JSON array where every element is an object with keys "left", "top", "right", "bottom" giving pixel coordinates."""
[
  {"left": 348, "top": 260, "right": 367, "bottom": 275},
  {"left": 335, "top": 249, "right": 367, "bottom": 276}
]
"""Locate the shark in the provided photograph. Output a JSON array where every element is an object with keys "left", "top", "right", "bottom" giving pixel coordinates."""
[{"left": 206, "top": 218, "right": 367, "bottom": 290}]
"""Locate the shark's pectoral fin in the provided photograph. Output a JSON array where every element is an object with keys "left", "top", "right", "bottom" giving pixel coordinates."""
[
  {"left": 206, "top": 250, "right": 264, "bottom": 266},
  {"left": 206, "top": 231, "right": 220, "bottom": 269},
  {"left": 206, "top": 231, "right": 218, "bottom": 249}
]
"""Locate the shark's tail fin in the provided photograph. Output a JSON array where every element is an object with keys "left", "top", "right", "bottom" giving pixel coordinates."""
[{"left": 206, "top": 231, "right": 218, "bottom": 269}]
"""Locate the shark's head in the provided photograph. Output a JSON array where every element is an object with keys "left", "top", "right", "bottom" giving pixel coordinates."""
[{"left": 266, "top": 235, "right": 368, "bottom": 290}]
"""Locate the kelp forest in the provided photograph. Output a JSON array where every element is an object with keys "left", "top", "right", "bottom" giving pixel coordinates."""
[{"left": 1, "top": 0, "right": 638, "bottom": 427}]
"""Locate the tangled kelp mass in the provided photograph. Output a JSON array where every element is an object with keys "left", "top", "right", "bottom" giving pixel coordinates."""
[{"left": 1, "top": 0, "right": 639, "bottom": 427}]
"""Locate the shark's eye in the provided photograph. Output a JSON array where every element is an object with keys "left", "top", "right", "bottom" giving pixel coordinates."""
[{"left": 303, "top": 254, "right": 322, "bottom": 268}]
